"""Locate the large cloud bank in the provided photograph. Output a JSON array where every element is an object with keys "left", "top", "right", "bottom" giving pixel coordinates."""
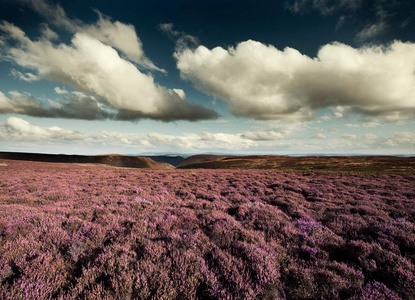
[
  {"left": 1, "top": 117, "right": 257, "bottom": 151},
  {"left": 0, "top": 1, "right": 217, "bottom": 122},
  {"left": 176, "top": 40, "right": 415, "bottom": 121}
]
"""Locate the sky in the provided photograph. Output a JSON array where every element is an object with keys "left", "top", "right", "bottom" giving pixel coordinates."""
[{"left": 0, "top": 0, "right": 414, "bottom": 155}]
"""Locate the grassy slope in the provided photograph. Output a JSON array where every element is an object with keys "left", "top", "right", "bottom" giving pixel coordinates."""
[{"left": 178, "top": 154, "right": 415, "bottom": 175}]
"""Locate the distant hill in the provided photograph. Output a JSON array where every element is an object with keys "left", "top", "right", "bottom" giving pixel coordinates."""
[
  {"left": 177, "top": 154, "right": 415, "bottom": 174},
  {"left": 141, "top": 155, "right": 185, "bottom": 166},
  {"left": 0, "top": 152, "right": 174, "bottom": 169},
  {"left": 1, "top": 152, "right": 414, "bottom": 174},
  {"left": 176, "top": 154, "right": 231, "bottom": 168}
]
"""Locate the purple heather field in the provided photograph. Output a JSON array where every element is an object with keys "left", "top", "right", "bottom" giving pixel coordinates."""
[{"left": 1, "top": 159, "right": 415, "bottom": 299}]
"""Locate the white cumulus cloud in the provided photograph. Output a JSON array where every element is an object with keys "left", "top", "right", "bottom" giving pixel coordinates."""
[
  {"left": 0, "top": 5, "right": 217, "bottom": 122},
  {"left": 19, "top": 0, "right": 161, "bottom": 71},
  {"left": 5, "top": 117, "right": 85, "bottom": 140},
  {"left": 176, "top": 40, "right": 415, "bottom": 122}
]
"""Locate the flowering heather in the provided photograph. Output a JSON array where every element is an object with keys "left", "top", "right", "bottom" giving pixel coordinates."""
[{"left": 0, "top": 159, "right": 414, "bottom": 299}]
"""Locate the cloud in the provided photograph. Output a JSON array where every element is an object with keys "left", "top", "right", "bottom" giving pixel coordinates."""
[
  {"left": 364, "top": 133, "right": 379, "bottom": 140},
  {"left": 355, "top": 2, "right": 391, "bottom": 41},
  {"left": 40, "top": 23, "right": 58, "bottom": 40},
  {"left": 320, "top": 107, "right": 347, "bottom": 121},
  {"left": 147, "top": 131, "right": 257, "bottom": 151},
  {"left": 5, "top": 117, "right": 85, "bottom": 140},
  {"left": 91, "top": 130, "right": 151, "bottom": 147},
  {"left": 19, "top": 0, "right": 80, "bottom": 33},
  {"left": 176, "top": 40, "right": 415, "bottom": 122},
  {"left": 198, "top": 131, "right": 216, "bottom": 141},
  {"left": 241, "top": 130, "right": 284, "bottom": 141},
  {"left": 363, "top": 122, "right": 381, "bottom": 128},
  {"left": 0, "top": 89, "right": 114, "bottom": 120},
  {"left": 54, "top": 87, "right": 67, "bottom": 95},
  {"left": 1, "top": 116, "right": 413, "bottom": 154},
  {"left": 159, "top": 23, "right": 199, "bottom": 52},
  {"left": 20, "top": 0, "right": 162, "bottom": 72},
  {"left": 10, "top": 69, "right": 40, "bottom": 82},
  {"left": 1, "top": 116, "right": 150, "bottom": 146},
  {"left": 341, "top": 133, "right": 358, "bottom": 140},
  {"left": 286, "top": 0, "right": 359, "bottom": 15},
  {"left": 0, "top": 21, "right": 217, "bottom": 121},
  {"left": 83, "top": 10, "right": 163, "bottom": 71},
  {"left": 287, "top": 0, "right": 411, "bottom": 41},
  {"left": 312, "top": 133, "right": 327, "bottom": 139},
  {"left": 1, "top": 116, "right": 257, "bottom": 152},
  {"left": 356, "top": 22, "right": 387, "bottom": 41},
  {"left": 384, "top": 132, "right": 415, "bottom": 147},
  {"left": 1, "top": 87, "right": 216, "bottom": 122}
]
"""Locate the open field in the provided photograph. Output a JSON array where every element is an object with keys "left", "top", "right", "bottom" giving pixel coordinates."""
[
  {"left": 177, "top": 154, "right": 415, "bottom": 175},
  {"left": 1, "top": 158, "right": 415, "bottom": 299}
]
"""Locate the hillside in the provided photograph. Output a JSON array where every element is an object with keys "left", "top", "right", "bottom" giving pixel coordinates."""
[
  {"left": 0, "top": 152, "right": 174, "bottom": 169},
  {"left": 176, "top": 154, "right": 232, "bottom": 168},
  {"left": 141, "top": 155, "right": 185, "bottom": 166},
  {"left": 177, "top": 154, "right": 415, "bottom": 174}
]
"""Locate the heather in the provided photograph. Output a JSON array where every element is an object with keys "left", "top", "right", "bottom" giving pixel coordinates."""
[{"left": 0, "top": 160, "right": 414, "bottom": 299}]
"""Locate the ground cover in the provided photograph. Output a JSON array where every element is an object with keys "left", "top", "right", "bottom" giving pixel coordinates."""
[{"left": 0, "top": 159, "right": 414, "bottom": 299}]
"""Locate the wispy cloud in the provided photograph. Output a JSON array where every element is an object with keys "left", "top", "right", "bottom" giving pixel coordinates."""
[
  {"left": 356, "top": 22, "right": 387, "bottom": 41},
  {"left": 159, "top": 23, "right": 199, "bottom": 52},
  {"left": 355, "top": 2, "right": 389, "bottom": 41},
  {"left": 287, "top": 0, "right": 359, "bottom": 16},
  {"left": 176, "top": 40, "right": 415, "bottom": 122},
  {"left": 10, "top": 69, "right": 40, "bottom": 82},
  {"left": 287, "top": 0, "right": 410, "bottom": 41},
  {"left": 241, "top": 130, "right": 284, "bottom": 141}
]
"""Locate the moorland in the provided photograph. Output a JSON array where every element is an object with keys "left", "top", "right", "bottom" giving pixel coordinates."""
[{"left": 0, "top": 152, "right": 414, "bottom": 299}]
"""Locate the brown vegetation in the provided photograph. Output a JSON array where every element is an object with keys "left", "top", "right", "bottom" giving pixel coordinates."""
[
  {"left": 178, "top": 154, "right": 415, "bottom": 174},
  {"left": 0, "top": 152, "right": 174, "bottom": 170}
]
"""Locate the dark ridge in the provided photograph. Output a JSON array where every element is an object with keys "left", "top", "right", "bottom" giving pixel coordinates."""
[
  {"left": 141, "top": 155, "right": 185, "bottom": 166},
  {"left": 176, "top": 154, "right": 232, "bottom": 168},
  {"left": 0, "top": 152, "right": 174, "bottom": 169}
]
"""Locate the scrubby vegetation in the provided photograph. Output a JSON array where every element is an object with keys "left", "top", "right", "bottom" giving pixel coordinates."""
[{"left": 0, "top": 159, "right": 414, "bottom": 299}]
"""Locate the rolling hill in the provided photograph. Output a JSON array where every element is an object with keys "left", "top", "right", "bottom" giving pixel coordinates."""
[
  {"left": 177, "top": 154, "right": 415, "bottom": 174},
  {"left": 0, "top": 152, "right": 174, "bottom": 169}
]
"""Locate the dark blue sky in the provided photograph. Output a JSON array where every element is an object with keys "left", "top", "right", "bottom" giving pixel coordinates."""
[{"left": 0, "top": 0, "right": 414, "bottom": 155}]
